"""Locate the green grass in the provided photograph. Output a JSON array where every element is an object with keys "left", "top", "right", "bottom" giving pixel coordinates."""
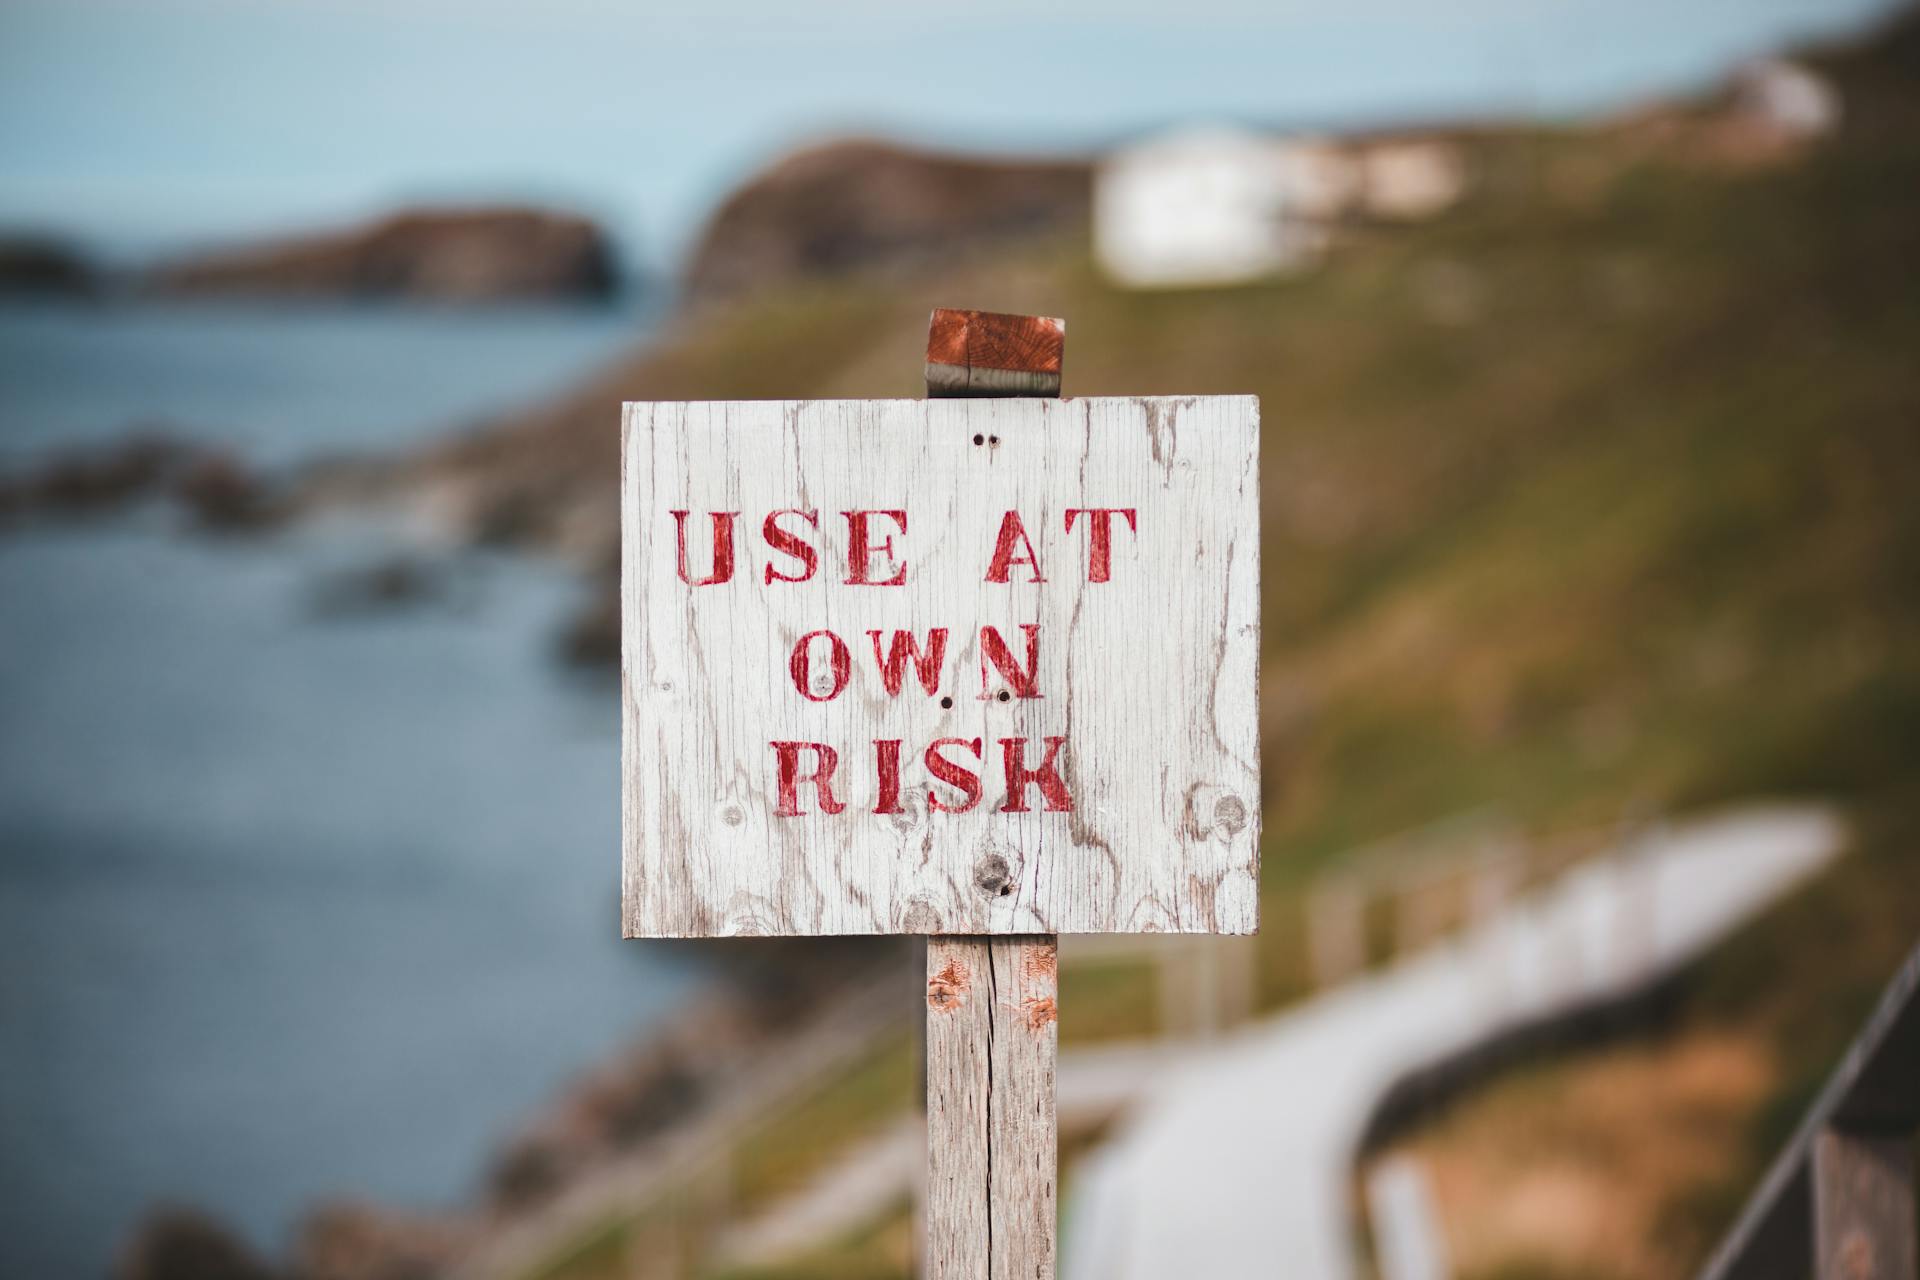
[
  {"left": 725, "top": 1032, "right": 919, "bottom": 1211},
  {"left": 517, "top": 17, "right": 1920, "bottom": 1277},
  {"left": 702, "top": 1201, "right": 915, "bottom": 1280},
  {"left": 1056, "top": 955, "right": 1158, "bottom": 1044},
  {"left": 617, "top": 97, "right": 1920, "bottom": 886}
]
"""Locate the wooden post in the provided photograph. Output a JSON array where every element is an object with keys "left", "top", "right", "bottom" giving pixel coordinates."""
[
  {"left": 1695, "top": 944, "right": 1920, "bottom": 1280},
  {"left": 925, "top": 308, "right": 1065, "bottom": 1279},
  {"left": 927, "top": 935, "right": 1059, "bottom": 1279},
  {"left": 1814, "top": 1128, "right": 1917, "bottom": 1280}
]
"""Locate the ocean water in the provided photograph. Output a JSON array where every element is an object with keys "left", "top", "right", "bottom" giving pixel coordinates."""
[
  {"left": 0, "top": 299, "right": 656, "bottom": 466},
  {"left": 0, "top": 301, "right": 698, "bottom": 1278}
]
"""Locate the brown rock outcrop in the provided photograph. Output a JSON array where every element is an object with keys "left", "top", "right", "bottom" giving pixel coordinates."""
[
  {"left": 148, "top": 208, "right": 618, "bottom": 303},
  {"left": 0, "top": 234, "right": 96, "bottom": 296},
  {"left": 117, "top": 1207, "right": 277, "bottom": 1280},
  {"left": 683, "top": 139, "right": 1090, "bottom": 306}
]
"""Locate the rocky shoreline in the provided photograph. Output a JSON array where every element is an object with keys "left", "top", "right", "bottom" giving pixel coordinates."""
[
  {"left": 144, "top": 208, "right": 620, "bottom": 305},
  {"left": 0, "top": 235, "right": 97, "bottom": 297},
  {"left": 0, "top": 434, "right": 286, "bottom": 533},
  {"left": 115, "top": 938, "right": 900, "bottom": 1280}
]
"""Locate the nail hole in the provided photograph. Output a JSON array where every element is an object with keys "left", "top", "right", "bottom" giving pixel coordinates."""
[
  {"left": 972, "top": 433, "right": 985, "bottom": 446},
  {"left": 940, "top": 696, "right": 953, "bottom": 709},
  {"left": 996, "top": 690, "right": 1010, "bottom": 703},
  {"left": 989, "top": 435, "right": 1000, "bottom": 445}
]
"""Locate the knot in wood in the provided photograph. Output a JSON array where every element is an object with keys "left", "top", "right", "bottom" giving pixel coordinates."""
[
  {"left": 973, "top": 853, "right": 1013, "bottom": 898},
  {"left": 887, "top": 793, "right": 922, "bottom": 836},
  {"left": 1214, "top": 794, "right": 1248, "bottom": 836}
]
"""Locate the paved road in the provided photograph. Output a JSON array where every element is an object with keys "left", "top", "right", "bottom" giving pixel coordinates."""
[{"left": 1062, "top": 805, "right": 1845, "bottom": 1280}]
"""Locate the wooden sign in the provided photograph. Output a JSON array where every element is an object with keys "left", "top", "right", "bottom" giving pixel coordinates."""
[{"left": 620, "top": 394, "right": 1260, "bottom": 937}]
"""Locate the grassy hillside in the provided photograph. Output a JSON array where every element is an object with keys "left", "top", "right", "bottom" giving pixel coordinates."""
[{"left": 469, "top": 13, "right": 1920, "bottom": 1278}]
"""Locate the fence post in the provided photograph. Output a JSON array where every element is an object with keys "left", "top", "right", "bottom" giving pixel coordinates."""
[
  {"left": 1695, "top": 944, "right": 1920, "bottom": 1280},
  {"left": 1814, "top": 1128, "right": 1917, "bottom": 1280}
]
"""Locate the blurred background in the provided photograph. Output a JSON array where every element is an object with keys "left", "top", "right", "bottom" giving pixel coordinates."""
[{"left": 3, "top": 2, "right": 1918, "bottom": 1278}]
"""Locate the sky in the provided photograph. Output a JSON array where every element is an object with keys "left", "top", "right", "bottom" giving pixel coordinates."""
[{"left": 0, "top": 0, "right": 1900, "bottom": 269}]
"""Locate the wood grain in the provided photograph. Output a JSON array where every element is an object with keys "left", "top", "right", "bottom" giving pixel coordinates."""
[
  {"left": 926, "top": 935, "right": 1058, "bottom": 1279},
  {"left": 1814, "top": 1128, "right": 1916, "bottom": 1280},
  {"left": 926, "top": 309, "right": 1066, "bottom": 398},
  {"left": 620, "top": 395, "right": 1260, "bottom": 938}
]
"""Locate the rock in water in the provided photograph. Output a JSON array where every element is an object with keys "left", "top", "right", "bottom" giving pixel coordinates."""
[
  {"left": 0, "top": 234, "right": 96, "bottom": 296},
  {"left": 147, "top": 208, "right": 618, "bottom": 303},
  {"left": 117, "top": 1207, "right": 278, "bottom": 1280},
  {"left": 293, "top": 1202, "right": 471, "bottom": 1280}
]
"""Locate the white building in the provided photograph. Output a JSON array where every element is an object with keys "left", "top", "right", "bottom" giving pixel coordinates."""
[
  {"left": 1095, "top": 126, "right": 1355, "bottom": 288},
  {"left": 1095, "top": 125, "right": 1465, "bottom": 289}
]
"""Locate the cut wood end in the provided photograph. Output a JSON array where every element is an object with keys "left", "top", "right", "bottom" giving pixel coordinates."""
[{"left": 925, "top": 307, "right": 1065, "bottom": 398}]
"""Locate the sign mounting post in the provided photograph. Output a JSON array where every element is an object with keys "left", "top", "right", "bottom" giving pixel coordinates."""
[
  {"left": 922, "top": 309, "right": 1068, "bottom": 1280},
  {"left": 620, "top": 307, "right": 1260, "bottom": 1278}
]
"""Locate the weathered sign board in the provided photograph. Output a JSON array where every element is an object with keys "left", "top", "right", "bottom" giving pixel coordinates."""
[{"left": 620, "top": 393, "right": 1261, "bottom": 937}]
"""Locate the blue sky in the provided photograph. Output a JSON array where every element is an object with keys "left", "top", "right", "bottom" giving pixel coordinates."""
[{"left": 0, "top": 0, "right": 1899, "bottom": 267}]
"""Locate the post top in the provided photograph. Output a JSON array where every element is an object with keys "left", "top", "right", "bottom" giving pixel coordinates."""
[{"left": 925, "top": 308, "right": 1065, "bottom": 398}]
